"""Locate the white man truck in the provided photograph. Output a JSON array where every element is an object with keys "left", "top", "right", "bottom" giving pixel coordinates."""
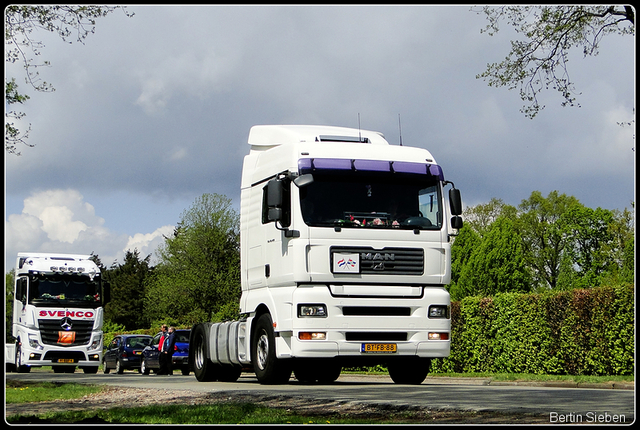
[
  {"left": 190, "top": 124, "right": 463, "bottom": 385},
  {"left": 6, "top": 253, "right": 108, "bottom": 374}
]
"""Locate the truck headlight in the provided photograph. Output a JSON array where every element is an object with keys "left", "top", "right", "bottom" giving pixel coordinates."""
[
  {"left": 88, "top": 334, "right": 102, "bottom": 351},
  {"left": 428, "top": 305, "right": 449, "bottom": 319},
  {"left": 298, "top": 304, "right": 327, "bottom": 317},
  {"left": 28, "top": 334, "right": 44, "bottom": 350}
]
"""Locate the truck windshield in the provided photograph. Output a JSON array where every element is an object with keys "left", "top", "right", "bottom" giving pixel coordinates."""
[
  {"left": 28, "top": 274, "right": 102, "bottom": 307},
  {"left": 299, "top": 170, "right": 442, "bottom": 229}
]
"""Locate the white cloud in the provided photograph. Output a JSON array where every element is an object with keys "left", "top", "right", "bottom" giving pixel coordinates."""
[
  {"left": 4, "top": 189, "right": 174, "bottom": 271},
  {"left": 125, "top": 225, "right": 174, "bottom": 264}
]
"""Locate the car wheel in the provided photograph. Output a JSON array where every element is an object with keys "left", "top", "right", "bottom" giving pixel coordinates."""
[
  {"left": 141, "top": 358, "right": 150, "bottom": 375},
  {"left": 103, "top": 360, "right": 110, "bottom": 374},
  {"left": 115, "top": 359, "right": 124, "bottom": 374}
]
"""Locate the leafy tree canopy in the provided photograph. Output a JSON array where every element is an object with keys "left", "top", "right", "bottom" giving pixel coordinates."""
[
  {"left": 4, "top": 5, "right": 133, "bottom": 154},
  {"left": 144, "top": 194, "right": 241, "bottom": 327},
  {"left": 475, "top": 5, "right": 634, "bottom": 118}
]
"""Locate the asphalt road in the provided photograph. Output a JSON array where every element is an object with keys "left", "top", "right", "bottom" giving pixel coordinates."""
[{"left": 6, "top": 371, "right": 635, "bottom": 424}]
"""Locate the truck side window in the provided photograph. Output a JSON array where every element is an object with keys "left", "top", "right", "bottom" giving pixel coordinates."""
[{"left": 16, "top": 277, "right": 27, "bottom": 303}]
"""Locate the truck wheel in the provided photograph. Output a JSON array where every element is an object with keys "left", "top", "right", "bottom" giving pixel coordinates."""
[
  {"left": 293, "top": 365, "right": 316, "bottom": 383},
  {"left": 181, "top": 366, "right": 190, "bottom": 376},
  {"left": 217, "top": 364, "right": 242, "bottom": 382},
  {"left": 388, "top": 357, "right": 430, "bottom": 385},
  {"left": 293, "top": 359, "right": 341, "bottom": 383},
  {"left": 317, "top": 363, "right": 342, "bottom": 383},
  {"left": 15, "top": 344, "right": 31, "bottom": 373},
  {"left": 192, "top": 323, "right": 218, "bottom": 382},
  {"left": 252, "top": 313, "right": 291, "bottom": 384}
]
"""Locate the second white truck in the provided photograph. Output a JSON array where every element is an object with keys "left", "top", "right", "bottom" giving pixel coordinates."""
[
  {"left": 190, "top": 124, "right": 463, "bottom": 384},
  {"left": 6, "top": 253, "right": 108, "bottom": 374}
]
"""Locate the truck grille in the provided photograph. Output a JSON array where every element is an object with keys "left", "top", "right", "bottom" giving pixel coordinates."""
[
  {"left": 331, "top": 247, "right": 424, "bottom": 275},
  {"left": 38, "top": 319, "right": 95, "bottom": 346},
  {"left": 343, "top": 307, "right": 412, "bottom": 316},
  {"left": 345, "top": 332, "right": 407, "bottom": 341}
]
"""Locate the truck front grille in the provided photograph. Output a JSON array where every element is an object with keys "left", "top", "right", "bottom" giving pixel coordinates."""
[
  {"left": 345, "top": 332, "right": 407, "bottom": 342},
  {"left": 38, "top": 319, "right": 94, "bottom": 346},
  {"left": 331, "top": 247, "right": 424, "bottom": 275},
  {"left": 342, "top": 307, "right": 412, "bottom": 316}
]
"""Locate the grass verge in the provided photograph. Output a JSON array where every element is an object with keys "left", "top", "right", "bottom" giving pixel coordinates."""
[{"left": 6, "top": 379, "right": 105, "bottom": 404}]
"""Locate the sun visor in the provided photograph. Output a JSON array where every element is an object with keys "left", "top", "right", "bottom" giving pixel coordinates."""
[{"left": 298, "top": 158, "right": 444, "bottom": 181}]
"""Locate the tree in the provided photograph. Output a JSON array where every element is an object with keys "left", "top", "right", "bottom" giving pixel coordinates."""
[
  {"left": 461, "top": 197, "right": 517, "bottom": 236},
  {"left": 104, "top": 250, "right": 152, "bottom": 330},
  {"left": 448, "top": 224, "right": 481, "bottom": 301},
  {"left": 6, "top": 270, "right": 16, "bottom": 341},
  {"left": 144, "top": 194, "right": 241, "bottom": 326},
  {"left": 4, "top": 5, "right": 133, "bottom": 154},
  {"left": 455, "top": 217, "right": 531, "bottom": 299},
  {"left": 517, "top": 190, "right": 581, "bottom": 290},
  {"left": 475, "top": 5, "right": 635, "bottom": 118},
  {"left": 450, "top": 191, "right": 634, "bottom": 300}
]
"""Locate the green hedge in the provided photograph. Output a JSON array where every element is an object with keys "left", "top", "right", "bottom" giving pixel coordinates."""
[{"left": 432, "top": 284, "right": 634, "bottom": 376}]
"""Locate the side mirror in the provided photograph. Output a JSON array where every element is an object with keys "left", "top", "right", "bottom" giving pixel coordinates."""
[
  {"left": 293, "top": 173, "right": 314, "bottom": 188},
  {"left": 451, "top": 216, "right": 463, "bottom": 229},
  {"left": 266, "top": 179, "right": 284, "bottom": 222},
  {"left": 449, "top": 188, "right": 462, "bottom": 216},
  {"left": 266, "top": 179, "right": 284, "bottom": 208}
]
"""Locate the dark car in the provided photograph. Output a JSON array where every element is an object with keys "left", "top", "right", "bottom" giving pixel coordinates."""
[
  {"left": 103, "top": 334, "right": 153, "bottom": 374},
  {"left": 141, "top": 329, "right": 191, "bottom": 376}
]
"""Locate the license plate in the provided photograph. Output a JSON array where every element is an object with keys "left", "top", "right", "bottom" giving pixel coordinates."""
[
  {"left": 57, "top": 358, "right": 75, "bottom": 363},
  {"left": 134, "top": 351, "right": 142, "bottom": 355},
  {"left": 361, "top": 343, "right": 397, "bottom": 353}
]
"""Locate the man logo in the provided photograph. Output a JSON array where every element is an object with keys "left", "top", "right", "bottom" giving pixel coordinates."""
[{"left": 361, "top": 252, "right": 395, "bottom": 261}]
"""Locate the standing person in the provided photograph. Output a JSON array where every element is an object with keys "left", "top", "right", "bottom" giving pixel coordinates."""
[
  {"left": 161, "top": 327, "right": 177, "bottom": 376},
  {"left": 157, "top": 324, "right": 168, "bottom": 375}
]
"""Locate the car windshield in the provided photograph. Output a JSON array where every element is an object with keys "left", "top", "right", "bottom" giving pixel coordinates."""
[
  {"left": 176, "top": 332, "right": 190, "bottom": 343},
  {"left": 126, "top": 337, "right": 151, "bottom": 348},
  {"left": 299, "top": 169, "right": 442, "bottom": 229}
]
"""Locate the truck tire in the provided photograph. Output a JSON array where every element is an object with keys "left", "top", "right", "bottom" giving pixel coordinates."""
[
  {"left": 317, "top": 362, "right": 342, "bottom": 383},
  {"left": 387, "top": 357, "right": 431, "bottom": 385},
  {"left": 15, "top": 344, "right": 31, "bottom": 373},
  {"left": 251, "top": 313, "right": 291, "bottom": 385},
  {"left": 293, "top": 359, "right": 341, "bottom": 383},
  {"left": 82, "top": 367, "right": 99, "bottom": 374},
  {"left": 192, "top": 323, "right": 218, "bottom": 382},
  {"left": 218, "top": 364, "right": 242, "bottom": 382}
]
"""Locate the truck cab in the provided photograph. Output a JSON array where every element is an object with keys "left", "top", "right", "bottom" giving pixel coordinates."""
[
  {"left": 191, "top": 125, "right": 463, "bottom": 385},
  {"left": 9, "top": 253, "right": 107, "bottom": 373}
]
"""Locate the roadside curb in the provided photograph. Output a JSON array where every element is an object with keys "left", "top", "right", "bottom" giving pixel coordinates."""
[
  {"left": 339, "top": 374, "right": 634, "bottom": 390},
  {"left": 425, "top": 377, "right": 634, "bottom": 390}
]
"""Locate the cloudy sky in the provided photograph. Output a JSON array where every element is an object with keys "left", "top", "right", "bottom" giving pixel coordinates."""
[{"left": 4, "top": 5, "right": 635, "bottom": 271}]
